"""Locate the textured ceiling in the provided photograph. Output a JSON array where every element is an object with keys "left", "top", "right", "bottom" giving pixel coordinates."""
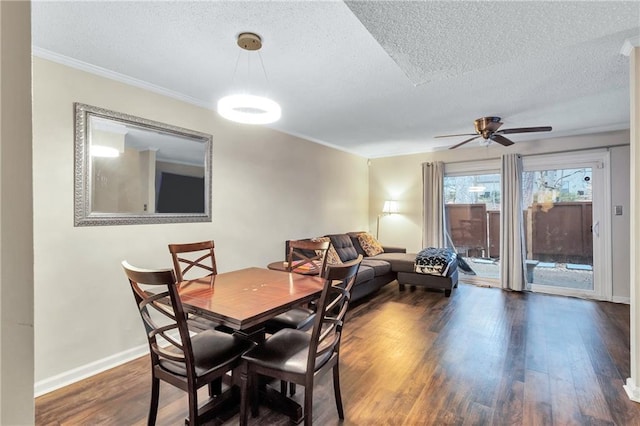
[
  {"left": 31, "top": 1, "right": 640, "bottom": 158},
  {"left": 347, "top": 1, "right": 638, "bottom": 85}
]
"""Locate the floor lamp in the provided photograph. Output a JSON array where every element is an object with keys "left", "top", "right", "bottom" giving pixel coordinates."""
[{"left": 376, "top": 200, "right": 398, "bottom": 240}]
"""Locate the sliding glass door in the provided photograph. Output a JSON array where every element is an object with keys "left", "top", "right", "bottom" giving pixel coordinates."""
[
  {"left": 522, "top": 151, "right": 610, "bottom": 299},
  {"left": 444, "top": 161, "right": 501, "bottom": 286},
  {"left": 440, "top": 152, "right": 610, "bottom": 298}
]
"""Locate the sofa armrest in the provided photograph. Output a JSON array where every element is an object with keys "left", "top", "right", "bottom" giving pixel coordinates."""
[{"left": 382, "top": 246, "right": 406, "bottom": 254}]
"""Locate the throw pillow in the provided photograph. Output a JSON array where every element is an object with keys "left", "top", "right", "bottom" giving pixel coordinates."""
[
  {"left": 327, "top": 234, "right": 358, "bottom": 261},
  {"left": 358, "top": 232, "right": 384, "bottom": 257},
  {"left": 348, "top": 231, "right": 368, "bottom": 256},
  {"left": 311, "top": 237, "right": 343, "bottom": 265}
]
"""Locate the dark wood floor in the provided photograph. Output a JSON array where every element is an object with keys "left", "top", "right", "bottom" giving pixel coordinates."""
[{"left": 36, "top": 282, "right": 640, "bottom": 425}]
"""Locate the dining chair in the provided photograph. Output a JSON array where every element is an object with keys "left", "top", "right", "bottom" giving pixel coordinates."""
[
  {"left": 168, "top": 240, "right": 217, "bottom": 281},
  {"left": 239, "top": 255, "right": 363, "bottom": 426},
  {"left": 285, "top": 239, "right": 331, "bottom": 275},
  {"left": 168, "top": 240, "right": 221, "bottom": 332},
  {"left": 264, "top": 239, "right": 331, "bottom": 335},
  {"left": 264, "top": 239, "right": 332, "bottom": 396},
  {"left": 122, "top": 261, "right": 254, "bottom": 426}
]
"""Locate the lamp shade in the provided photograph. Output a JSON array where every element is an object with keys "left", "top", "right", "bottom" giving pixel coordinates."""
[{"left": 382, "top": 200, "right": 398, "bottom": 214}]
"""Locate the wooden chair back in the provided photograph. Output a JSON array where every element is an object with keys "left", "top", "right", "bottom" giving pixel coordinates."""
[
  {"left": 239, "top": 255, "right": 363, "bottom": 425},
  {"left": 287, "top": 239, "right": 331, "bottom": 277},
  {"left": 122, "top": 261, "right": 196, "bottom": 384},
  {"left": 168, "top": 240, "right": 217, "bottom": 281},
  {"left": 307, "top": 255, "right": 362, "bottom": 373}
]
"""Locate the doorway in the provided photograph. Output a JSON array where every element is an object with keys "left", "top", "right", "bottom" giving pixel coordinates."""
[
  {"left": 444, "top": 160, "right": 501, "bottom": 286},
  {"left": 442, "top": 152, "right": 611, "bottom": 298},
  {"left": 522, "top": 151, "right": 611, "bottom": 300}
]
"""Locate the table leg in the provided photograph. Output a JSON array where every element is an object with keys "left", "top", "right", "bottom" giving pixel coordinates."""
[{"left": 233, "top": 326, "right": 266, "bottom": 344}]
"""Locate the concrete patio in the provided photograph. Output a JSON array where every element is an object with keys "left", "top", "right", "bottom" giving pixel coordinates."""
[{"left": 459, "top": 257, "right": 593, "bottom": 291}]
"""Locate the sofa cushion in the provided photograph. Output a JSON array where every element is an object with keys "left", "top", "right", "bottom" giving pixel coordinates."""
[
  {"left": 353, "top": 264, "right": 375, "bottom": 284},
  {"left": 327, "top": 234, "right": 358, "bottom": 262},
  {"left": 360, "top": 258, "right": 392, "bottom": 276},
  {"left": 311, "top": 237, "right": 343, "bottom": 265},
  {"left": 370, "top": 252, "right": 417, "bottom": 273},
  {"left": 358, "top": 232, "right": 384, "bottom": 257}
]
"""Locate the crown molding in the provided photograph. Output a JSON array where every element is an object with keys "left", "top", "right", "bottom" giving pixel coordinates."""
[
  {"left": 31, "top": 46, "right": 214, "bottom": 110},
  {"left": 620, "top": 35, "right": 640, "bottom": 57}
]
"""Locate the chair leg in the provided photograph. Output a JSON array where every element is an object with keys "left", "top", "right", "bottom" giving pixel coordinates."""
[
  {"left": 186, "top": 385, "right": 198, "bottom": 426},
  {"left": 333, "top": 363, "right": 344, "bottom": 419},
  {"left": 209, "top": 377, "right": 222, "bottom": 396},
  {"left": 280, "top": 380, "right": 296, "bottom": 396},
  {"left": 148, "top": 377, "right": 160, "bottom": 426},
  {"left": 304, "top": 384, "right": 313, "bottom": 426},
  {"left": 239, "top": 365, "right": 250, "bottom": 426},
  {"left": 251, "top": 372, "right": 259, "bottom": 418}
]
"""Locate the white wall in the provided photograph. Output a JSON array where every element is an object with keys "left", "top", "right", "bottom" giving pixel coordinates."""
[
  {"left": 32, "top": 57, "right": 369, "bottom": 392},
  {"left": 611, "top": 145, "right": 631, "bottom": 302},
  {"left": 0, "top": 1, "right": 34, "bottom": 423},
  {"left": 625, "top": 42, "right": 640, "bottom": 403},
  {"left": 369, "top": 131, "right": 631, "bottom": 300}
]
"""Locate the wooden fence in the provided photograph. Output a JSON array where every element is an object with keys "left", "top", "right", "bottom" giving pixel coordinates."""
[{"left": 446, "top": 202, "right": 593, "bottom": 263}]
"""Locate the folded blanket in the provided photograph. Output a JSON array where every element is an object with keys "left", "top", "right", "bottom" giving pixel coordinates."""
[{"left": 415, "top": 247, "right": 457, "bottom": 276}]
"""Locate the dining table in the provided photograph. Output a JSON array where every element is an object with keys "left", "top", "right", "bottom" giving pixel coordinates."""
[
  {"left": 177, "top": 266, "right": 325, "bottom": 422},
  {"left": 178, "top": 266, "right": 324, "bottom": 338}
]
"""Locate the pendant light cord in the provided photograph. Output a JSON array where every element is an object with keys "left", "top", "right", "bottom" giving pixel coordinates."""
[{"left": 257, "top": 51, "right": 271, "bottom": 92}]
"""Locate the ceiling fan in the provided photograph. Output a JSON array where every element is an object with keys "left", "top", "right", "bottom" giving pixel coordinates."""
[{"left": 435, "top": 117, "right": 552, "bottom": 150}]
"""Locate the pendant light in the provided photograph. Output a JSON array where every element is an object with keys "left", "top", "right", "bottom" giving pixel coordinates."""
[{"left": 217, "top": 32, "right": 281, "bottom": 125}]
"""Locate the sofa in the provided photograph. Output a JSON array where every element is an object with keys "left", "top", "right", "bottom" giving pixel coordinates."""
[{"left": 286, "top": 231, "right": 459, "bottom": 302}]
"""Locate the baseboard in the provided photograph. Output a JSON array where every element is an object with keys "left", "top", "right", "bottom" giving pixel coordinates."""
[
  {"left": 624, "top": 378, "right": 640, "bottom": 403},
  {"left": 34, "top": 344, "right": 149, "bottom": 397},
  {"left": 612, "top": 296, "right": 631, "bottom": 304}
]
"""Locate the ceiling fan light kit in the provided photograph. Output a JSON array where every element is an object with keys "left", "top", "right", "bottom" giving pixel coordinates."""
[
  {"left": 217, "top": 32, "right": 281, "bottom": 125},
  {"left": 436, "top": 116, "right": 552, "bottom": 149}
]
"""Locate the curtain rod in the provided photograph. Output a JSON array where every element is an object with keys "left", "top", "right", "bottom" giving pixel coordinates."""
[{"left": 432, "top": 143, "right": 626, "bottom": 167}]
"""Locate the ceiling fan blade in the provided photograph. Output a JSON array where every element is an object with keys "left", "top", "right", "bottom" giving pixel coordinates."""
[
  {"left": 435, "top": 133, "right": 477, "bottom": 139},
  {"left": 449, "top": 135, "right": 481, "bottom": 150},
  {"left": 490, "top": 134, "right": 514, "bottom": 146},
  {"left": 498, "top": 126, "right": 552, "bottom": 134}
]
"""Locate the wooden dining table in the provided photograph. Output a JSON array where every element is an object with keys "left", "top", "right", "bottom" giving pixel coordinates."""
[
  {"left": 178, "top": 266, "right": 324, "bottom": 338},
  {"left": 177, "top": 267, "right": 324, "bottom": 421}
]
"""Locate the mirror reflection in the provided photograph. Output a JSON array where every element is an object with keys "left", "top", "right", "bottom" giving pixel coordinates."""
[{"left": 75, "top": 103, "right": 212, "bottom": 226}]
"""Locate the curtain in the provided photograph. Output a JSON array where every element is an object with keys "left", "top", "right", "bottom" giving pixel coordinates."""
[
  {"left": 500, "top": 154, "right": 526, "bottom": 291},
  {"left": 422, "top": 161, "right": 445, "bottom": 248}
]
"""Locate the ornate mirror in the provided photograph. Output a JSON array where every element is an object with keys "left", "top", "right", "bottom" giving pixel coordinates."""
[{"left": 74, "top": 103, "right": 212, "bottom": 226}]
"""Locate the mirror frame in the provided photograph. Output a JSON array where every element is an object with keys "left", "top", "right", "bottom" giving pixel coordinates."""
[{"left": 74, "top": 103, "right": 213, "bottom": 226}]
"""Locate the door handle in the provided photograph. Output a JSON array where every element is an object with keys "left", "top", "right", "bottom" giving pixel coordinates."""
[{"left": 592, "top": 221, "right": 599, "bottom": 237}]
